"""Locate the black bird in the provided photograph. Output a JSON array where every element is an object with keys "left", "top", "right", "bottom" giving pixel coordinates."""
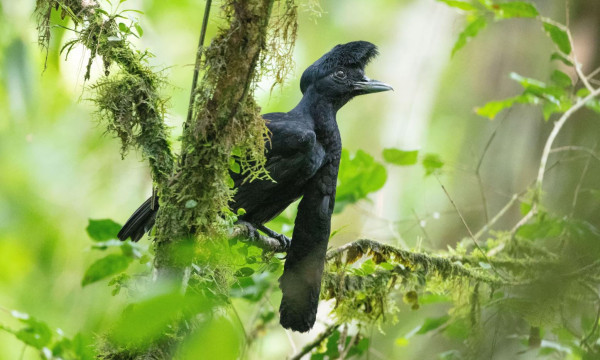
[{"left": 117, "top": 41, "right": 392, "bottom": 332}]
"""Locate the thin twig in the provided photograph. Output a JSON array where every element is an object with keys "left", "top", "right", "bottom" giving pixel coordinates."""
[
  {"left": 474, "top": 193, "right": 519, "bottom": 240},
  {"left": 537, "top": 87, "right": 600, "bottom": 188},
  {"left": 475, "top": 124, "right": 500, "bottom": 224},
  {"left": 514, "top": 86, "right": 600, "bottom": 232},
  {"left": 571, "top": 143, "right": 597, "bottom": 216},
  {"left": 339, "top": 331, "right": 360, "bottom": 360},
  {"left": 289, "top": 323, "right": 339, "bottom": 360},
  {"left": 186, "top": 0, "right": 212, "bottom": 126},
  {"left": 567, "top": 27, "right": 595, "bottom": 93},
  {"left": 435, "top": 177, "right": 490, "bottom": 262},
  {"left": 588, "top": 66, "right": 600, "bottom": 80},
  {"left": 550, "top": 146, "right": 600, "bottom": 162}
]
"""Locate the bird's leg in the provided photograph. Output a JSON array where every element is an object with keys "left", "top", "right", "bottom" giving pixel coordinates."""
[
  {"left": 257, "top": 224, "right": 291, "bottom": 250},
  {"left": 235, "top": 220, "right": 261, "bottom": 240},
  {"left": 235, "top": 221, "right": 291, "bottom": 251}
]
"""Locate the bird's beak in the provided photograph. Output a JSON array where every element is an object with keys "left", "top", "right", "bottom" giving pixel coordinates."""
[{"left": 353, "top": 78, "right": 394, "bottom": 94}]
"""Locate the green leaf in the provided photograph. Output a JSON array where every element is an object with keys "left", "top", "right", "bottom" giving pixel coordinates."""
[
  {"left": 576, "top": 88, "right": 591, "bottom": 98},
  {"left": 134, "top": 23, "right": 144, "bottom": 37},
  {"left": 10, "top": 314, "right": 53, "bottom": 350},
  {"left": 235, "top": 267, "right": 255, "bottom": 277},
  {"left": 550, "top": 52, "right": 573, "bottom": 66},
  {"left": 517, "top": 216, "right": 564, "bottom": 240},
  {"left": 383, "top": 148, "right": 419, "bottom": 165},
  {"left": 550, "top": 70, "right": 571, "bottom": 88},
  {"left": 417, "top": 315, "right": 451, "bottom": 334},
  {"left": 452, "top": 16, "right": 487, "bottom": 57},
  {"left": 476, "top": 0, "right": 493, "bottom": 9},
  {"left": 475, "top": 94, "right": 537, "bottom": 119},
  {"left": 509, "top": 72, "right": 569, "bottom": 106},
  {"left": 493, "top": 2, "right": 539, "bottom": 19},
  {"left": 86, "top": 219, "right": 122, "bottom": 242},
  {"left": 543, "top": 21, "right": 571, "bottom": 54},
  {"left": 229, "top": 157, "right": 241, "bottom": 174},
  {"left": 82, "top": 254, "right": 132, "bottom": 286},
  {"left": 361, "top": 259, "right": 376, "bottom": 275},
  {"left": 118, "top": 22, "right": 130, "bottom": 34},
  {"left": 436, "top": 0, "right": 477, "bottom": 11},
  {"left": 542, "top": 99, "right": 573, "bottom": 121},
  {"left": 422, "top": 154, "right": 444, "bottom": 176},
  {"left": 335, "top": 149, "right": 387, "bottom": 213}
]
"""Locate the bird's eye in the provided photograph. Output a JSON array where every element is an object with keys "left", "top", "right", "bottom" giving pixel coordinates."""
[{"left": 334, "top": 70, "right": 346, "bottom": 79}]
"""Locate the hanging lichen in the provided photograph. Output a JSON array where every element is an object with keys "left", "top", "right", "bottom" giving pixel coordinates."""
[{"left": 34, "top": 0, "right": 175, "bottom": 188}]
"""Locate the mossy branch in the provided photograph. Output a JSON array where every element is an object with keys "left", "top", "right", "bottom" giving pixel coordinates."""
[
  {"left": 327, "top": 239, "right": 502, "bottom": 285},
  {"left": 34, "top": 0, "right": 175, "bottom": 188},
  {"left": 152, "top": 0, "right": 282, "bottom": 272}
]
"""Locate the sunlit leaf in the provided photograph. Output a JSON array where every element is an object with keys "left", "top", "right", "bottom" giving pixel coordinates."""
[
  {"left": 81, "top": 254, "right": 132, "bottom": 286},
  {"left": 509, "top": 72, "right": 569, "bottom": 107},
  {"left": 86, "top": 219, "right": 122, "bottom": 242},
  {"left": 10, "top": 315, "right": 53, "bottom": 350},
  {"left": 452, "top": 16, "right": 487, "bottom": 57},
  {"left": 382, "top": 148, "right": 419, "bottom": 165},
  {"left": 118, "top": 22, "right": 130, "bottom": 34},
  {"left": 134, "top": 23, "right": 144, "bottom": 37},
  {"left": 475, "top": 94, "right": 537, "bottom": 119},
  {"left": 542, "top": 99, "right": 572, "bottom": 121},
  {"left": 494, "top": 2, "right": 539, "bottom": 19},
  {"left": 543, "top": 21, "right": 571, "bottom": 54},
  {"left": 436, "top": 0, "right": 477, "bottom": 11},
  {"left": 422, "top": 154, "right": 444, "bottom": 176},
  {"left": 335, "top": 149, "right": 387, "bottom": 213}
]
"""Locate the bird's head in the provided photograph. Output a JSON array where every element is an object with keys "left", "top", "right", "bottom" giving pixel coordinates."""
[{"left": 300, "top": 41, "right": 392, "bottom": 106}]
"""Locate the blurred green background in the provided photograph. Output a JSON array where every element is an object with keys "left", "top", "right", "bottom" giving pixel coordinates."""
[{"left": 1, "top": 0, "right": 599, "bottom": 359}]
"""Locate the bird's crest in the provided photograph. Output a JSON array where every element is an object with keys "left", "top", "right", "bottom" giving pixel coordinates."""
[{"left": 300, "top": 41, "right": 379, "bottom": 94}]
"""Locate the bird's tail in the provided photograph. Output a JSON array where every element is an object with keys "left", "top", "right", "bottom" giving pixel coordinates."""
[
  {"left": 117, "top": 197, "right": 159, "bottom": 242},
  {"left": 278, "top": 243, "right": 327, "bottom": 332}
]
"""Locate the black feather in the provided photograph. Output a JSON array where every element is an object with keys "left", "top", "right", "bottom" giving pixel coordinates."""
[
  {"left": 117, "top": 197, "right": 158, "bottom": 242},
  {"left": 300, "top": 40, "right": 379, "bottom": 93}
]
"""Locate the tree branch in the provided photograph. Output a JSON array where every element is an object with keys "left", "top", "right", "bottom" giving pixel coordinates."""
[{"left": 289, "top": 323, "right": 339, "bottom": 360}]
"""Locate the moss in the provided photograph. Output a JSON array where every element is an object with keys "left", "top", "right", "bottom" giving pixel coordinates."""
[
  {"left": 323, "top": 240, "right": 500, "bottom": 325},
  {"left": 152, "top": 0, "right": 298, "bottom": 269},
  {"left": 35, "top": 0, "right": 175, "bottom": 187}
]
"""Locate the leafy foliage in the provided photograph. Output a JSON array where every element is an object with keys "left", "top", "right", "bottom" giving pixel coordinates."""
[
  {"left": 86, "top": 219, "right": 122, "bottom": 242},
  {"left": 335, "top": 149, "right": 387, "bottom": 213},
  {"left": 0, "top": 311, "right": 94, "bottom": 359},
  {"left": 382, "top": 148, "right": 419, "bottom": 165}
]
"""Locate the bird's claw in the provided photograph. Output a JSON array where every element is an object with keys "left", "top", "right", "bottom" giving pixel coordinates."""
[{"left": 275, "top": 234, "right": 291, "bottom": 251}]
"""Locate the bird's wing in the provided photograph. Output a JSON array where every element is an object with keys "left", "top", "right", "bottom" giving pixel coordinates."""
[{"left": 231, "top": 113, "right": 324, "bottom": 224}]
